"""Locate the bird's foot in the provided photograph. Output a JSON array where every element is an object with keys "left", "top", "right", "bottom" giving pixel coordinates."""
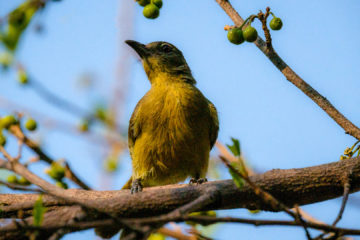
[
  {"left": 131, "top": 178, "right": 143, "bottom": 194},
  {"left": 189, "top": 178, "right": 208, "bottom": 185}
]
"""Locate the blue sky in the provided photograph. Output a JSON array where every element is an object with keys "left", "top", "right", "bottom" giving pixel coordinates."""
[{"left": 1, "top": 0, "right": 360, "bottom": 239}]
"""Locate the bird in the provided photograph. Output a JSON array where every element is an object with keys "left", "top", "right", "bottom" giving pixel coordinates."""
[
  {"left": 123, "top": 40, "right": 219, "bottom": 193},
  {"left": 95, "top": 40, "right": 219, "bottom": 239}
]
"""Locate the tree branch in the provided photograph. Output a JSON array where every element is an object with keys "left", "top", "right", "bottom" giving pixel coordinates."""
[
  {"left": 215, "top": 0, "right": 360, "bottom": 140},
  {"left": 1, "top": 157, "right": 360, "bottom": 218},
  {"left": 9, "top": 125, "right": 91, "bottom": 190},
  {"left": 0, "top": 180, "right": 43, "bottom": 193},
  {"left": 1, "top": 157, "right": 360, "bottom": 239},
  {"left": 3, "top": 211, "right": 360, "bottom": 239}
]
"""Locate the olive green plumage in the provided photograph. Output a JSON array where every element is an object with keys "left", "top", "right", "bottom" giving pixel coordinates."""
[
  {"left": 96, "top": 40, "right": 219, "bottom": 239},
  {"left": 124, "top": 40, "right": 219, "bottom": 192}
]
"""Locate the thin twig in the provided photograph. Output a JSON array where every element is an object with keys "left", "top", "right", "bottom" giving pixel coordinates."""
[
  {"left": 188, "top": 228, "right": 214, "bottom": 240},
  {"left": 0, "top": 95, "right": 127, "bottom": 148},
  {"left": 0, "top": 180, "right": 43, "bottom": 193},
  {"left": 29, "top": 79, "right": 92, "bottom": 119},
  {"left": 157, "top": 227, "right": 196, "bottom": 240},
  {"left": 29, "top": 78, "right": 123, "bottom": 131},
  {"left": 217, "top": 141, "right": 324, "bottom": 231},
  {"left": 48, "top": 210, "right": 87, "bottom": 240},
  {"left": 133, "top": 187, "right": 220, "bottom": 225},
  {"left": 9, "top": 125, "right": 91, "bottom": 190},
  {"left": 294, "top": 205, "right": 313, "bottom": 240},
  {"left": 220, "top": 155, "right": 312, "bottom": 239},
  {"left": 215, "top": 0, "right": 360, "bottom": 140},
  {"left": 215, "top": 141, "right": 255, "bottom": 176},
  {"left": 333, "top": 172, "right": 352, "bottom": 226},
  {"left": 181, "top": 216, "right": 360, "bottom": 236},
  {"left": 3, "top": 214, "right": 360, "bottom": 236},
  {"left": 314, "top": 172, "right": 354, "bottom": 240},
  {"left": 257, "top": 7, "right": 273, "bottom": 50}
]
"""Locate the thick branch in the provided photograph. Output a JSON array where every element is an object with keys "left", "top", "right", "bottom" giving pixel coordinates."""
[
  {"left": 215, "top": 0, "right": 360, "bottom": 140},
  {"left": 1, "top": 158, "right": 360, "bottom": 239},
  {"left": 1, "top": 158, "right": 360, "bottom": 217}
]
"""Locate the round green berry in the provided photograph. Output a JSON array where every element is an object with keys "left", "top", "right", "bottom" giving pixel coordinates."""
[
  {"left": 143, "top": 4, "right": 160, "bottom": 19},
  {"left": 0, "top": 134, "right": 6, "bottom": 146},
  {"left": 344, "top": 147, "right": 352, "bottom": 156},
  {"left": 8, "top": 9, "right": 26, "bottom": 29},
  {"left": 78, "top": 120, "right": 89, "bottom": 132},
  {"left": 137, "top": 0, "right": 150, "bottom": 6},
  {"left": 152, "top": 0, "right": 162, "bottom": 9},
  {"left": 95, "top": 106, "right": 107, "bottom": 121},
  {"left": 104, "top": 158, "right": 118, "bottom": 172},
  {"left": 0, "top": 115, "right": 17, "bottom": 129},
  {"left": 56, "top": 181, "right": 68, "bottom": 189},
  {"left": 47, "top": 163, "right": 65, "bottom": 181},
  {"left": 227, "top": 28, "right": 244, "bottom": 45},
  {"left": 25, "top": 118, "right": 37, "bottom": 131},
  {"left": 18, "top": 176, "right": 31, "bottom": 186},
  {"left": 269, "top": 17, "right": 283, "bottom": 31},
  {"left": 0, "top": 52, "right": 13, "bottom": 68},
  {"left": 7, "top": 174, "right": 18, "bottom": 184},
  {"left": 243, "top": 26, "right": 258, "bottom": 42},
  {"left": 148, "top": 233, "right": 166, "bottom": 240},
  {"left": 18, "top": 70, "right": 28, "bottom": 84}
]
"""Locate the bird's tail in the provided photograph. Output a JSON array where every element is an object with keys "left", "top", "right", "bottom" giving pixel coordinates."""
[
  {"left": 94, "top": 177, "right": 132, "bottom": 239},
  {"left": 122, "top": 177, "right": 132, "bottom": 189}
]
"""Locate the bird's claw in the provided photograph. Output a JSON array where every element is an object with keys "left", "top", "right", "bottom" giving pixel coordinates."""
[
  {"left": 131, "top": 179, "right": 143, "bottom": 194},
  {"left": 189, "top": 177, "right": 208, "bottom": 185}
]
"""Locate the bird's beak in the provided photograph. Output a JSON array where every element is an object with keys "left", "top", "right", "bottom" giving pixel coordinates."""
[{"left": 125, "top": 40, "right": 149, "bottom": 59}]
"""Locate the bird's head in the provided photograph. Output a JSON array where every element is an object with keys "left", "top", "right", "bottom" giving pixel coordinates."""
[{"left": 125, "top": 40, "right": 195, "bottom": 84}]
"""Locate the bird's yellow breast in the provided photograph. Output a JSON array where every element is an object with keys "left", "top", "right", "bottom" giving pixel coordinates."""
[{"left": 131, "top": 82, "right": 211, "bottom": 186}]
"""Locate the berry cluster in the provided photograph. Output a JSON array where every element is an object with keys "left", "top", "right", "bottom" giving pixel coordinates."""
[
  {"left": 7, "top": 174, "right": 31, "bottom": 186},
  {"left": 137, "top": 0, "right": 163, "bottom": 19},
  {"left": 227, "top": 12, "right": 282, "bottom": 45},
  {"left": 340, "top": 140, "right": 360, "bottom": 160},
  {"left": 0, "top": 115, "right": 37, "bottom": 146},
  {"left": 45, "top": 161, "right": 68, "bottom": 189}
]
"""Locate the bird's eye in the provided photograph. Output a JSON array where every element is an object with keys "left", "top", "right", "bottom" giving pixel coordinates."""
[{"left": 160, "top": 44, "right": 172, "bottom": 53}]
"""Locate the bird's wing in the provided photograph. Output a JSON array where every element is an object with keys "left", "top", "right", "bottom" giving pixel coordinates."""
[
  {"left": 128, "top": 95, "right": 147, "bottom": 156},
  {"left": 208, "top": 100, "right": 219, "bottom": 149}
]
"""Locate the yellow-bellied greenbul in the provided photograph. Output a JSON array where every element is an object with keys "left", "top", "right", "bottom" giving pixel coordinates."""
[
  {"left": 123, "top": 40, "right": 219, "bottom": 193},
  {"left": 96, "top": 40, "right": 219, "bottom": 239}
]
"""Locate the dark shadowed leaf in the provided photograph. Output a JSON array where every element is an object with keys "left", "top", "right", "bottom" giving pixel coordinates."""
[
  {"left": 226, "top": 137, "right": 241, "bottom": 156},
  {"left": 229, "top": 162, "right": 244, "bottom": 189},
  {"left": 33, "top": 195, "right": 46, "bottom": 226},
  {"left": 1, "top": 0, "right": 41, "bottom": 52}
]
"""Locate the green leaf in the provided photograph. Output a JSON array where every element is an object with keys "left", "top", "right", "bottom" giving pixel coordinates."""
[
  {"left": 187, "top": 211, "right": 217, "bottom": 226},
  {"left": 94, "top": 104, "right": 107, "bottom": 122},
  {"left": 248, "top": 209, "right": 261, "bottom": 214},
  {"left": 226, "top": 137, "right": 241, "bottom": 156},
  {"left": 229, "top": 164, "right": 244, "bottom": 189},
  {"left": 148, "top": 233, "right": 166, "bottom": 240},
  {"left": 0, "top": 51, "right": 13, "bottom": 69},
  {"left": 189, "top": 210, "right": 217, "bottom": 217},
  {"left": 1, "top": 0, "right": 41, "bottom": 52},
  {"left": 33, "top": 195, "right": 46, "bottom": 226},
  {"left": 104, "top": 157, "right": 118, "bottom": 172}
]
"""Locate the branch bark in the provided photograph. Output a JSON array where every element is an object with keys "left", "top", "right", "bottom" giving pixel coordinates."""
[
  {"left": 1, "top": 157, "right": 360, "bottom": 239},
  {"left": 2, "top": 157, "right": 360, "bottom": 239},
  {"left": 215, "top": 0, "right": 360, "bottom": 140},
  {"left": 1, "top": 157, "right": 360, "bottom": 218}
]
